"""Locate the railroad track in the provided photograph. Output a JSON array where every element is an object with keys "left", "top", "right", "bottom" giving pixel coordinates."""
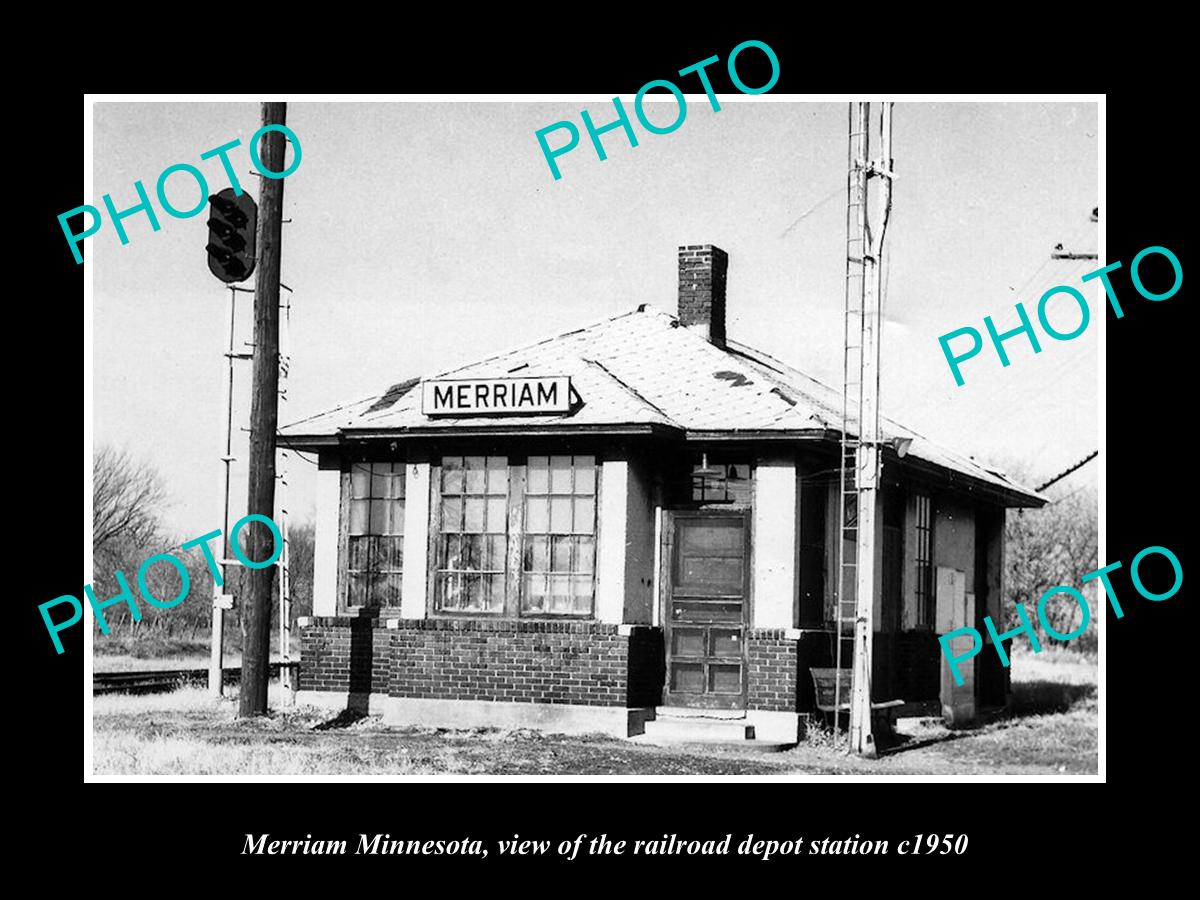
[{"left": 93, "top": 662, "right": 300, "bottom": 695}]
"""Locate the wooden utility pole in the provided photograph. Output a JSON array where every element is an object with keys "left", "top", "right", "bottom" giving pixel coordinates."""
[
  {"left": 848, "top": 102, "right": 893, "bottom": 757},
  {"left": 239, "top": 102, "right": 287, "bottom": 717}
]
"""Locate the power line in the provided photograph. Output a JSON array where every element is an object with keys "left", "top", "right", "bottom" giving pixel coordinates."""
[{"left": 780, "top": 185, "right": 843, "bottom": 239}]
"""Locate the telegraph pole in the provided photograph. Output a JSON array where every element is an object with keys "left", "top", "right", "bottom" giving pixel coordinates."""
[
  {"left": 239, "top": 102, "right": 287, "bottom": 718},
  {"left": 848, "top": 102, "right": 894, "bottom": 757}
]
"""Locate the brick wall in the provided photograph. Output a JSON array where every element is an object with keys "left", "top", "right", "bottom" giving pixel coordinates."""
[
  {"left": 299, "top": 618, "right": 390, "bottom": 694},
  {"left": 300, "top": 618, "right": 665, "bottom": 707},
  {"left": 387, "top": 620, "right": 663, "bottom": 707},
  {"left": 746, "top": 629, "right": 798, "bottom": 712}
]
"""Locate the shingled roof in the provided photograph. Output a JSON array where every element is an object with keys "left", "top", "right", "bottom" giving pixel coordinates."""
[{"left": 281, "top": 303, "right": 1044, "bottom": 507}]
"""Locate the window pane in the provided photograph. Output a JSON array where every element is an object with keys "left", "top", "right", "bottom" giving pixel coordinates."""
[
  {"left": 690, "top": 458, "right": 751, "bottom": 505},
  {"left": 526, "top": 497, "right": 549, "bottom": 533},
  {"left": 369, "top": 574, "right": 386, "bottom": 608},
  {"left": 394, "top": 466, "right": 406, "bottom": 499},
  {"left": 375, "top": 536, "right": 394, "bottom": 572},
  {"left": 365, "top": 536, "right": 382, "bottom": 574},
  {"left": 385, "top": 537, "right": 405, "bottom": 572},
  {"left": 526, "top": 535, "right": 550, "bottom": 572},
  {"left": 574, "top": 458, "right": 596, "bottom": 494},
  {"left": 671, "top": 663, "right": 703, "bottom": 692},
  {"left": 482, "top": 534, "right": 501, "bottom": 571},
  {"left": 369, "top": 499, "right": 388, "bottom": 535},
  {"left": 486, "top": 496, "right": 506, "bottom": 533},
  {"left": 389, "top": 499, "right": 405, "bottom": 535},
  {"left": 570, "top": 575, "right": 593, "bottom": 612},
  {"left": 441, "top": 534, "right": 462, "bottom": 570},
  {"left": 349, "top": 536, "right": 370, "bottom": 571},
  {"left": 464, "top": 497, "right": 486, "bottom": 533},
  {"left": 371, "top": 466, "right": 391, "bottom": 499},
  {"left": 575, "top": 536, "right": 595, "bottom": 574},
  {"left": 710, "top": 628, "right": 741, "bottom": 656},
  {"left": 486, "top": 456, "right": 508, "bottom": 494},
  {"left": 526, "top": 456, "right": 549, "bottom": 494},
  {"left": 552, "top": 535, "right": 573, "bottom": 572},
  {"left": 441, "top": 497, "right": 462, "bottom": 532},
  {"left": 485, "top": 574, "right": 505, "bottom": 611},
  {"left": 550, "top": 455, "right": 573, "bottom": 493},
  {"left": 461, "top": 574, "right": 482, "bottom": 610},
  {"left": 523, "top": 574, "right": 546, "bottom": 612},
  {"left": 351, "top": 466, "right": 370, "bottom": 498},
  {"left": 464, "top": 456, "right": 487, "bottom": 493},
  {"left": 349, "top": 498, "right": 369, "bottom": 534},
  {"left": 550, "top": 496, "right": 572, "bottom": 533},
  {"left": 441, "top": 457, "right": 463, "bottom": 494},
  {"left": 573, "top": 496, "right": 595, "bottom": 534},
  {"left": 548, "top": 574, "right": 571, "bottom": 612},
  {"left": 709, "top": 664, "right": 742, "bottom": 693},
  {"left": 727, "top": 474, "right": 752, "bottom": 505},
  {"left": 438, "top": 573, "right": 461, "bottom": 610},
  {"left": 671, "top": 628, "right": 705, "bottom": 657},
  {"left": 463, "top": 534, "right": 484, "bottom": 570},
  {"left": 386, "top": 574, "right": 403, "bottom": 607},
  {"left": 347, "top": 574, "right": 367, "bottom": 607}
]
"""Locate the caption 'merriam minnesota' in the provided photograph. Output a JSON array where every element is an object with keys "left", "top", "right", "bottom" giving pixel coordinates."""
[{"left": 243, "top": 834, "right": 488, "bottom": 857}]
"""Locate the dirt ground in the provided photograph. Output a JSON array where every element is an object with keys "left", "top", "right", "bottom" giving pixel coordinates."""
[{"left": 91, "top": 648, "right": 1097, "bottom": 776}]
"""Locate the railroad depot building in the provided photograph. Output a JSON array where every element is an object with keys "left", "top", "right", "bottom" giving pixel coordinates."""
[{"left": 282, "top": 245, "right": 1044, "bottom": 742}]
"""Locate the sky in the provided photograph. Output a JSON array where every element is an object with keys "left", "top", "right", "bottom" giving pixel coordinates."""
[{"left": 91, "top": 99, "right": 1099, "bottom": 538}]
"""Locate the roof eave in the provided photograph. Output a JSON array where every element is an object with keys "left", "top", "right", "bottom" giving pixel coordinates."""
[
  {"left": 279, "top": 423, "right": 682, "bottom": 448},
  {"left": 895, "top": 453, "right": 1046, "bottom": 509}
]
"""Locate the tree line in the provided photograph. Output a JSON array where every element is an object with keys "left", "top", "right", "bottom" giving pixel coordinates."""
[{"left": 92, "top": 445, "right": 313, "bottom": 655}]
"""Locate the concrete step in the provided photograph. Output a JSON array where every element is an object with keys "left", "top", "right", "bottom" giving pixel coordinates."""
[
  {"left": 654, "top": 706, "right": 747, "bottom": 721},
  {"left": 630, "top": 731, "right": 793, "bottom": 752},
  {"left": 642, "top": 717, "right": 756, "bottom": 742}
]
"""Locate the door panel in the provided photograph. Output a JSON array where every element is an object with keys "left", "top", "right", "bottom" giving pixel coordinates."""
[{"left": 663, "top": 513, "right": 748, "bottom": 709}]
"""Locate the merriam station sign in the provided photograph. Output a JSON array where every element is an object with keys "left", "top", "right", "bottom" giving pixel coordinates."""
[{"left": 421, "top": 376, "right": 574, "bottom": 416}]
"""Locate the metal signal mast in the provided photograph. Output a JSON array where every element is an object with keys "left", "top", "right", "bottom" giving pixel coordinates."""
[{"left": 835, "top": 101, "right": 894, "bottom": 757}]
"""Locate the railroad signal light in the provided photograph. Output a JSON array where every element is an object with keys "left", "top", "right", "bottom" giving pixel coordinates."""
[{"left": 207, "top": 187, "right": 257, "bottom": 284}]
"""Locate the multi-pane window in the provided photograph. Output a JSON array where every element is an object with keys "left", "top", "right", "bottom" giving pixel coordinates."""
[
  {"left": 435, "top": 456, "right": 508, "bottom": 613},
  {"left": 522, "top": 455, "right": 596, "bottom": 615},
  {"left": 347, "top": 462, "right": 405, "bottom": 609},
  {"left": 692, "top": 457, "right": 752, "bottom": 504},
  {"left": 914, "top": 493, "right": 934, "bottom": 626}
]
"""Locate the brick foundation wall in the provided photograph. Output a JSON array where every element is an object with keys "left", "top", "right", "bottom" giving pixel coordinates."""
[
  {"left": 746, "top": 629, "right": 799, "bottom": 712},
  {"left": 299, "top": 618, "right": 391, "bottom": 694},
  {"left": 388, "top": 620, "right": 663, "bottom": 707},
  {"left": 300, "top": 619, "right": 665, "bottom": 707}
]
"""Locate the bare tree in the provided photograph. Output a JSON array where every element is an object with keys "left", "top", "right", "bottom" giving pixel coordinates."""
[
  {"left": 93, "top": 445, "right": 168, "bottom": 553},
  {"left": 1000, "top": 459, "right": 1098, "bottom": 653}
]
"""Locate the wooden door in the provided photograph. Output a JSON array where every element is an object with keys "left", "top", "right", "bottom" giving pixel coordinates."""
[{"left": 662, "top": 512, "right": 749, "bottom": 709}]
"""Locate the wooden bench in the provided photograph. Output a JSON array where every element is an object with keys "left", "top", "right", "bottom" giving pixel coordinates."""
[{"left": 809, "top": 668, "right": 905, "bottom": 742}]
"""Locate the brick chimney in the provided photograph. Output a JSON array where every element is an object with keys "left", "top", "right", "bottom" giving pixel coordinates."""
[{"left": 677, "top": 244, "right": 727, "bottom": 347}]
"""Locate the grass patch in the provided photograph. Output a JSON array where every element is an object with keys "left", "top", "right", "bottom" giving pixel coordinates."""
[
  {"left": 91, "top": 647, "right": 1098, "bottom": 776},
  {"left": 92, "top": 687, "right": 791, "bottom": 776}
]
